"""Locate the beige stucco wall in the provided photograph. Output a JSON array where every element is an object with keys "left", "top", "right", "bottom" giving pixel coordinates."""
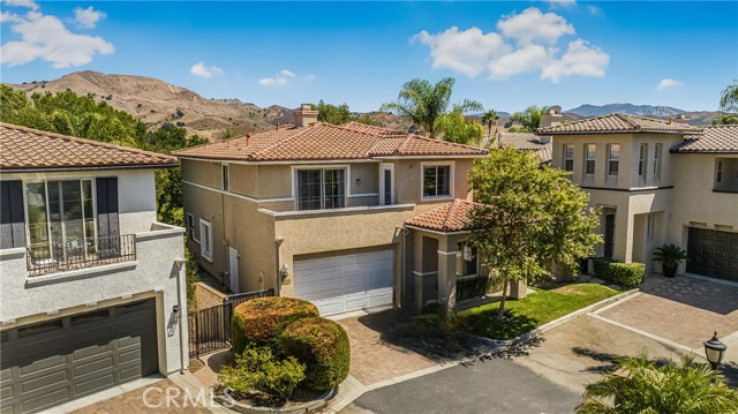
[{"left": 396, "top": 158, "right": 474, "bottom": 204}]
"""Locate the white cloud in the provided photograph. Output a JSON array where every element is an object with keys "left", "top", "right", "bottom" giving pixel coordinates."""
[
  {"left": 497, "top": 7, "right": 575, "bottom": 45},
  {"left": 656, "top": 78, "right": 684, "bottom": 91},
  {"left": 280, "top": 69, "right": 295, "bottom": 77},
  {"left": 587, "top": 5, "right": 603, "bottom": 16},
  {"left": 541, "top": 39, "right": 609, "bottom": 83},
  {"left": 2, "top": 0, "right": 39, "bottom": 10},
  {"left": 258, "top": 76, "right": 287, "bottom": 86},
  {"left": 303, "top": 74, "right": 317, "bottom": 81},
  {"left": 1, "top": 8, "right": 114, "bottom": 68},
  {"left": 412, "top": 27, "right": 509, "bottom": 77},
  {"left": 73, "top": 6, "right": 106, "bottom": 29},
  {"left": 546, "top": 0, "right": 577, "bottom": 7},
  {"left": 489, "top": 44, "right": 550, "bottom": 78},
  {"left": 190, "top": 61, "right": 223, "bottom": 78},
  {"left": 259, "top": 69, "right": 315, "bottom": 86},
  {"left": 1, "top": 11, "right": 23, "bottom": 23}
]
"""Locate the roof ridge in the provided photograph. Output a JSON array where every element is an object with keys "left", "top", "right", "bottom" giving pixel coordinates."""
[
  {"left": 0, "top": 121, "right": 175, "bottom": 162},
  {"left": 614, "top": 112, "right": 641, "bottom": 129},
  {"left": 245, "top": 123, "right": 319, "bottom": 160}
]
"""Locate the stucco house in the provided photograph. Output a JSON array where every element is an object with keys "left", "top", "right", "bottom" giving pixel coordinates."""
[
  {"left": 0, "top": 123, "right": 189, "bottom": 413},
  {"left": 175, "top": 105, "right": 494, "bottom": 316},
  {"left": 539, "top": 114, "right": 738, "bottom": 282}
]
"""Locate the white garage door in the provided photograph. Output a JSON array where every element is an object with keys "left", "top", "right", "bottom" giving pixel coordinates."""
[{"left": 293, "top": 249, "right": 394, "bottom": 316}]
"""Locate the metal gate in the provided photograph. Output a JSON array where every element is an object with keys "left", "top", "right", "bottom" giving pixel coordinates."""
[{"left": 188, "top": 289, "right": 274, "bottom": 358}]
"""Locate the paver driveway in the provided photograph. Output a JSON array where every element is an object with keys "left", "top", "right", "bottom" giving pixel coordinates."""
[{"left": 70, "top": 379, "right": 210, "bottom": 414}]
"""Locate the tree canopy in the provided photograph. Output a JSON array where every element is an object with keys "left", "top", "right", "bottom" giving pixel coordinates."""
[
  {"left": 480, "top": 109, "right": 499, "bottom": 136},
  {"left": 509, "top": 106, "right": 548, "bottom": 132},
  {"left": 435, "top": 110, "right": 484, "bottom": 145},
  {"left": 716, "top": 80, "right": 738, "bottom": 125},
  {"left": 314, "top": 100, "right": 375, "bottom": 126},
  {"left": 467, "top": 147, "right": 600, "bottom": 319}
]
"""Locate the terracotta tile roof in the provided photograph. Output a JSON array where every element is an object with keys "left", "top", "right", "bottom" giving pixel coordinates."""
[
  {"left": 405, "top": 199, "right": 483, "bottom": 232},
  {"left": 671, "top": 125, "right": 738, "bottom": 153},
  {"left": 0, "top": 122, "right": 177, "bottom": 171},
  {"left": 496, "top": 132, "right": 552, "bottom": 164},
  {"left": 174, "top": 122, "right": 488, "bottom": 162},
  {"left": 537, "top": 113, "right": 702, "bottom": 135}
]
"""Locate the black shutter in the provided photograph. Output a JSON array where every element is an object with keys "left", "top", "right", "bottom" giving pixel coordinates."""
[
  {"left": 0, "top": 180, "right": 26, "bottom": 249},
  {"left": 96, "top": 177, "right": 120, "bottom": 257}
]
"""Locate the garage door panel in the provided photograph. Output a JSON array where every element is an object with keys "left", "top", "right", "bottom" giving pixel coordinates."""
[
  {"left": 21, "top": 370, "right": 68, "bottom": 394},
  {"left": 23, "top": 387, "right": 70, "bottom": 413},
  {"left": 688, "top": 227, "right": 738, "bottom": 282}
]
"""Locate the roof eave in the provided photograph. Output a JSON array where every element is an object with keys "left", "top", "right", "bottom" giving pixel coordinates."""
[
  {"left": 536, "top": 129, "right": 701, "bottom": 136},
  {"left": 0, "top": 163, "right": 179, "bottom": 173}
]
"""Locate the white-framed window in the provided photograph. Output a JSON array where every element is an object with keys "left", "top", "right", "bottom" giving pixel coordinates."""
[
  {"left": 222, "top": 164, "right": 230, "bottom": 192},
  {"left": 607, "top": 144, "right": 620, "bottom": 176},
  {"left": 421, "top": 162, "right": 453, "bottom": 199},
  {"left": 653, "top": 143, "right": 662, "bottom": 179},
  {"left": 638, "top": 143, "right": 648, "bottom": 178},
  {"left": 199, "top": 219, "right": 213, "bottom": 262},
  {"left": 716, "top": 160, "right": 723, "bottom": 183},
  {"left": 584, "top": 144, "right": 596, "bottom": 175},
  {"left": 379, "top": 163, "right": 395, "bottom": 205},
  {"left": 295, "top": 167, "right": 347, "bottom": 211},
  {"left": 563, "top": 144, "right": 574, "bottom": 172},
  {"left": 186, "top": 213, "right": 198, "bottom": 242}
]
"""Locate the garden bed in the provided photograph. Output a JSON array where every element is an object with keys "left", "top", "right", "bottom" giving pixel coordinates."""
[{"left": 214, "top": 385, "right": 336, "bottom": 413}]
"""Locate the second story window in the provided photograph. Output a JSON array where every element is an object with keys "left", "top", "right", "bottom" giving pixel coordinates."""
[
  {"left": 222, "top": 164, "right": 230, "bottom": 192},
  {"left": 608, "top": 144, "right": 620, "bottom": 176},
  {"left": 199, "top": 219, "right": 213, "bottom": 262},
  {"left": 563, "top": 144, "right": 574, "bottom": 171},
  {"left": 422, "top": 164, "right": 452, "bottom": 198},
  {"left": 653, "top": 143, "right": 662, "bottom": 179},
  {"left": 638, "top": 144, "right": 648, "bottom": 178},
  {"left": 296, "top": 168, "right": 346, "bottom": 210},
  {"left": 584, "top": 144, "right": 596, "bottom": 175},
  {"left": 716, "top": 160, "right": 723, "bottom": 183}
]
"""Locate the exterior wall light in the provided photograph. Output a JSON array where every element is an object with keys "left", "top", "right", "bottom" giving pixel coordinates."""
[
  {"left": 704, "top": 331, "right": 727, "bottom": 370},
  {"left": 280, "top": 263, "right": 290, "bottom": 279}
]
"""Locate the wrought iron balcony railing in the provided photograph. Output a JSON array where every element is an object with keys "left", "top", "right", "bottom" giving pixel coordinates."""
[{"left": 26, "top": 234, "right": 136, "bottom": 277}]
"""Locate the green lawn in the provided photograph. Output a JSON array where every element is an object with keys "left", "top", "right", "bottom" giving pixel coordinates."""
[{"left": 457, "top": 283, "right": 619, "bottom": 340}]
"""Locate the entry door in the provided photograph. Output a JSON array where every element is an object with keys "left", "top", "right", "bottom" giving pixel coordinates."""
[
  {"left": 229, "top": 247, "right": 240, "bottom": 293},
  {"left": 604, "top": 214, "right": 615, "bottom": 259}
]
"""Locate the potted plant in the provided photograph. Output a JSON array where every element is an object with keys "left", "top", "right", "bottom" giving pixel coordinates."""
[{"left": 653, "top": 244, "right": 688, "bottom": 278}]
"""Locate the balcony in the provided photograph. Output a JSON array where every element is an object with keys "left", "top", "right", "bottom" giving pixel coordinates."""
[{"left": 26, "top": 234, "right": 137, "bottom": 277}]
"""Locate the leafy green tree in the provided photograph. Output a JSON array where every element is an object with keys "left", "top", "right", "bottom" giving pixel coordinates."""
[
  {"left": 715, "top": 80, "right": 738, "bottom": 125},
  {"left": 480, "top": 109, "right": 499, "bottom": 135},
  {"left": 314, "top": 100, "right": 376, "bottom": 126},
  {"left": 578, "top": 354, "right": 738, "bottom": 414},
  {"left": 380, "top": 77, "right": 482, "bottom": 138},
  {"left": 509, "top": 106, "right": 548, "bottom": 132},
  {"left": 468, "top": 147, "right": 600, "bottom": 320},
  {"left": 435, "top": 110, "right": 484, "bottom": 145}
]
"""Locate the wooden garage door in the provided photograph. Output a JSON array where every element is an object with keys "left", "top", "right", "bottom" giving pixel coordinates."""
[
  {"left": 687, "top": 227, "right": 738, "bottom": 282},
  {"left": 293, "top": 249, "right": 394, "bottom": 316},
  {"left": 0, "top": 299, "right": 158, "bottom": 414}
]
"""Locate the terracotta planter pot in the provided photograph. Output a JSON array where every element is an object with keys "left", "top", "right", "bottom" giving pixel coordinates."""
[{"left": 663, "top": 264, "right": 677, "bottom": 278}]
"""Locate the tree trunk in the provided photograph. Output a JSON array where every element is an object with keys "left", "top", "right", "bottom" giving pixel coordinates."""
[{"left": 497, "top": 277, "right": 509, "bottom": 322}]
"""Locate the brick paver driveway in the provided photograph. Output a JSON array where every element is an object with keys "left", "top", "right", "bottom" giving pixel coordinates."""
[
  {"left": 71, "top": 380, "right": 211, "bottom": 414},
  {"left": 594, "top": 274, "right": 738, "bottom": 359},
  {"left": 337, "top": 310, "right": 436, "bottom": 386}
]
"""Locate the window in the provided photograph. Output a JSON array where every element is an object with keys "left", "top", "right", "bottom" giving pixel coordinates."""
[
  {"left": 296, "top": 168, "right": 346, "bottom": 210},
  {"left": 607, "top": 144, "right": 620, "bottom": 176},
  {"left": 199, "top": 219, "right": 213, "bottom": 261},
  {"left": 455, "top": 244, "right": 478, "bottom": 277},
  {"left": 422, "top": 164, "right": 452, "bottom": 198},
  {"left": 638, "top": 144, "right": 648, "bottom": 177},
  {"left": 716, "top": 160, "right": 723, "bottom": 183},
  {"left": 653, "top": 144, "right": 662, "bottom": 178},
  {"left": 222, "top": 164, "right": 230, "bottom": 192},
  {"left": 584, "top": 144, "right": 596, "bottom": 175},
  {"left": 563, "top": 144, "right": 574, "bottom": 171},
  {"left": 25, "top": 179, "right": 96, "bottom": 259},
  {"left": 186, "top": 213, "right": 198, "bottom": 242},
  {"left": 380, "top": 164, "right": 395, "bottom": 205}
]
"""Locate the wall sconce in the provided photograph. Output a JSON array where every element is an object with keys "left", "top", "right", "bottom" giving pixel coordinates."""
[
  {"left": 356, "top": 178, "right": 361, "bottom": 185},
  {"left": 463, "top": 244, "right": 475, "bottom": 262},
  {"left": 280, "top": 263, "right": 290, "bottom": 279},
  {"left": 172, "top": 304, "right": 182, "bottom": 322}
]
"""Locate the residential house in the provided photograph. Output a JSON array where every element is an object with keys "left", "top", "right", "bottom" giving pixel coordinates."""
[
  {"left": 175, "top": 105, "right": 491, "bottom": 316},
  {"left": 539, "top": 114, "right": 738, "bottom": 282},
  {"left": 0, "top": 123, "right": 189, "bottom": 413}
]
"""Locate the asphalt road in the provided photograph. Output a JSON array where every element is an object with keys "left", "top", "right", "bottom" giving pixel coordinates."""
[{"left": 342, "top": 357, "right": 580, "bottom": 414}]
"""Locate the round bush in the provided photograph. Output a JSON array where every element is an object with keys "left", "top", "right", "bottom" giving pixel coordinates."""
[
  {"left": 231, "top": 297, "right": 319, "bottom": 354},
  {"left": 281, "top": 317, "right": 350, "bottom": 391}
]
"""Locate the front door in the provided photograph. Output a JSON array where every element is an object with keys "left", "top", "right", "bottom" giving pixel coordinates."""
[
  {"left": 604, "top": 214, "right": 615, "bottom": 259},
  {"left": 228, "top": 247, "right": 239, "bottom": 293}
]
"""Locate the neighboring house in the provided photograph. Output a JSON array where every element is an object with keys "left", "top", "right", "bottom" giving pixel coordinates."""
[
  {"left": 539, "top": 114, "right": 738, "bottom": 282},
  {"left": 0, "top": 123, "right": 189, "bottom": 413},
  {"left": 175, "top": 105, "right": 489, "bottom": 316},
  {"left": 494, "top": 131, "right": 552, "bottom": 164}
]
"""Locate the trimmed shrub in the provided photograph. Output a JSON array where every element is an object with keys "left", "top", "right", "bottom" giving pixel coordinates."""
[
  {"left": 608, "top": 262, "right": 646, "bottom": 288},
  {"left": 592, "top": 257, "right": 614, "bottom": 280},
  {"left": 281, "top": 317, "right": 350, "bottom": 391},
  {"left": 219, "top": 346, "right": 305, "bottom": 401},
  {"left": 231, "top": 297, "right": 319, "bottom": 354}
]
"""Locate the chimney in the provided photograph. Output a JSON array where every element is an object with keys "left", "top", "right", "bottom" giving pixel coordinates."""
[
  {"left": 246, "top": 134, "right": 252, "bottom": 146},
  {"left": 294, "top": 103, "right": 319, "bottom": 127},
  {"left": 539, "top": 105, "right": 561, "bottom": 144}
]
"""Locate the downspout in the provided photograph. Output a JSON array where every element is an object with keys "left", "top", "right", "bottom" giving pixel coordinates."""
[
  {"left": 175, "top": 258, "right": 186, "bottom": 374},
  {"left": 399, "top": 226, "right": 410, "bottom": 311},
  {"left": 221, "top": 189, "right": 227, "bottom": 290},
  {"left": 275, "top": 238, "right": 284, "bottom": 296}
]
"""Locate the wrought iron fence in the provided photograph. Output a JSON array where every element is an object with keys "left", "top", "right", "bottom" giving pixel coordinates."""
[
  {"left": 188, "top": 288, "right": 274, "bottom": 358},
  {"left": 26, "top": 234, "right": 136, "bottom": 277},
  {"left": 456, "top": 275, "right": 490, "bottom": 302}
]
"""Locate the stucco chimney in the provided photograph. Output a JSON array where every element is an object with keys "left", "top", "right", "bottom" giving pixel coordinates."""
[
  {"left": 294, "top": 104, "right": 319, "bottom": 127},
  {"left": 539, "top": 105, "right": 562, "bottom": 144}
]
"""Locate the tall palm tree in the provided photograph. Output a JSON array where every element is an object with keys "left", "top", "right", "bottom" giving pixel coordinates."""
[
  {"left": 577, "top": 354, "right": 738, "bottom": 414},
  {"left": 717, "top": 80, "right": 738, "bottom": 125},
  {"left": 480, "top": 109, "right": 499, "bottom": 135},
  {"left": 380, "top": 77, "right": 482, "bottom": 138},
  {"left": 509, "top": 106, "right": 548, "bottom": 132}
]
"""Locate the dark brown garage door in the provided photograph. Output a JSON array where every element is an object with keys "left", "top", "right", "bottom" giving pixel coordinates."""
[
  {"left": 0, "top": 299, "right": 158, "bottom": 414},
  {"left": 687, "top": 227, "right": 738, "bottom": 282}
]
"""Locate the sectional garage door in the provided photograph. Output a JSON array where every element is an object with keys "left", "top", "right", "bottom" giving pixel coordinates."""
[
  {"left": 293, "top": 248, "right": 394, "bottom": 316},
  {"left": 687, "top": 227, "right": 738, "bottom": 282},
  {"left": 0, "top": 299, "right": 158, "bottom": 414}
]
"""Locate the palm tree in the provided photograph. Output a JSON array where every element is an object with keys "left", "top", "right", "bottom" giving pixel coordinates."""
[
  {"left": 380, "top": 78, "right": 482, "bottom": 138},
  {"left": 509, "top": 106, "right": 548, "bottom": 132},
  {"left": 480, "top": 109, "right": 499, "bottom": 135},
  {"left": 717, "top": 80, "right": 738, "bottom": 125},
  {"left": 577, "top": 354, "right": 738, "bottom": 414}
]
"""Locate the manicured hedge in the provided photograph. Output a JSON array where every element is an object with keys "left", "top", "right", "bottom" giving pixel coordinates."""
[
  {"left": 231, "top": 297, "right": 319, "bottom": 354},
  {"left": 608, "top": 262, "right": 646, "bottom": 288},
  {"left": 592, "top": 257, "right": 615, "bottom": 280},
  {"left": 281, "top": 317, "right": 350, "bottom": 391}
]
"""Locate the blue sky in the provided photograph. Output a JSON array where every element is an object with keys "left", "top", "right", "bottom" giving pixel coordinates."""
[{"left": 1, "top": 1, "right": 737, "bottom": 113}]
